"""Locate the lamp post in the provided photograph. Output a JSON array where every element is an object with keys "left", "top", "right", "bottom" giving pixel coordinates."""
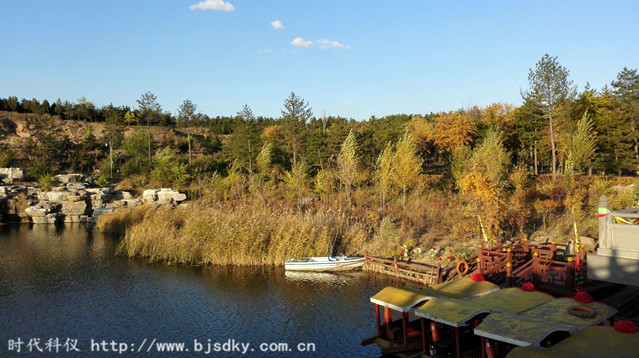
[{"left": 106, "top": 141, "right": 113, "bottom": 181}]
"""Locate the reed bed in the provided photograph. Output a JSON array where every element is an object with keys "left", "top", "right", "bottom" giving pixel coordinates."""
[{"left": 100, "top": 202, "right": 368, "bottom": 266}]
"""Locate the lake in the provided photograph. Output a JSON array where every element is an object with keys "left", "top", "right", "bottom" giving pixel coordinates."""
[{"left": 0, "top": 224, "right": 398, "bottom": 357}]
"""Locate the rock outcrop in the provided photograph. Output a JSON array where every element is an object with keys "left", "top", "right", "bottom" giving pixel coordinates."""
[{"left": 0, "top": 168, "right": 188, "bottom": 224}]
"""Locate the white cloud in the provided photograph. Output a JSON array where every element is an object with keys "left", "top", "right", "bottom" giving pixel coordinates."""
[
  {"left": 189, "top": 0, "right": 234, "bottom": 11},
  {"left": 291, "top": 37, "right": 313, "bottom": 48},
  {"left": 316, "top": 39, "right": 350, "bottom": 50},
  {"left": 271, "top": 20, "right": 284, "bottom": 30}
]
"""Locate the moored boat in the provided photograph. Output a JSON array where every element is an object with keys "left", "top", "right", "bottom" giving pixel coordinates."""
[{"left": 284, "top": 255, "right": 365, "bottom": 272}]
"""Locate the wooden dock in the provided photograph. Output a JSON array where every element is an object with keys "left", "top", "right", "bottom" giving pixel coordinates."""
[{"left": 364, "top": 242, "right": 590, "bottom": 296}]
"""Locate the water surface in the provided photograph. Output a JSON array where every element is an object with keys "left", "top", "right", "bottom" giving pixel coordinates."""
[{"left": 0, "top": 224, "right": 399, "bottom": 356}]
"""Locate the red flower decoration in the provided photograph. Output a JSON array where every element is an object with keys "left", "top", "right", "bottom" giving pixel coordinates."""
[
  {"left": 521, "top": 282, "right": 535, "bottom": 292},
  {"left": 574, "top": 291, "right": 594, "bottom": 303},
  {"left": 615, "top": 320, "right": 638, "bottom": 334},
  {"left": 470, "top": 273, "right": 484, "bottom": 281},
  {"left": 448, "top": 249, "right": 452, "bottom": 253},
  {"left": 575, "top": 286, "right": 583, "bottom": 292}
]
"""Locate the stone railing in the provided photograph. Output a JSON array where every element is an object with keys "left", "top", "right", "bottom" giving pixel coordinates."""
[{"left": 588, "top": 195, "right": 639, "bottom": 286}]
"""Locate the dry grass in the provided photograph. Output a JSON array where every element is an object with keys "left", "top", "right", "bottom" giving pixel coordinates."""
[
  {"left": 108, "top": 202, "right": 370, "bottom": 266},
  {"left": 96, "top": 205, "right": 155, "bottom": 236}
]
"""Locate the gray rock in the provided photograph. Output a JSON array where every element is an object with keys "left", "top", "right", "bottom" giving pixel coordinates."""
[
  {"left": 31, "top": 213, "right": 61, "bottom": 224},
  {"left": 61, "top": 201, "right": 88, "bottom": 216},
  {"left": 0, "top": 168, "right": 26, "bottom": 183},
  {"left": 67, "top": 183, "right": 88, "bottom": 190},
  {"left": 55, "top": 174, "right": 93, "bottom": 185},
  {"left": 113, "top": 190, "right": 134, "bottom": 200}
]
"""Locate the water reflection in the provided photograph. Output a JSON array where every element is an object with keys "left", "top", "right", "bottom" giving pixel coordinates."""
[{"left": 0, "top": 224, "right": 400, "bottom": 357}]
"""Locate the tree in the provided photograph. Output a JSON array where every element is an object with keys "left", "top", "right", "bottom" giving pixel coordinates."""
[
  {"left": 611, "top": 67, "right": 639, "bottom": 160},
  {"left": 137, "top": 91, "right": 162, "bottom": 168},
  {"left": 337, "top": 129, "right": 359, "bottom": 208},
  {"left": 375, "top": 141, "right": 394, "bottom": 212},
  {"left": 523, "top": 54, "right": 576, "bottom": 179},
  {"left": 227, "top": 105, "right": 261, "bottom": 173},
  {"left": 428, "top": 112, "right": 477, "bottom": 153},
  {"left": 281, "top": 92, "right": 312, "bottom": 165},
  {"left": 391, "top": 132, "right": 422, "bottom": 215},
  {"left": 563, "top": 111, "right": 597, "bottom": 173},
  {"left": 285, "top": 160, "right": 308, "bottom": 203},
  {"left": 178, "top": 99, "right": 198, "bottom": 165}
]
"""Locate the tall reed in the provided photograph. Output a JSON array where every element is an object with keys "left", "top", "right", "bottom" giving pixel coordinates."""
[{"left": 107, "top": 202, "right": 368, "bottom": 266}]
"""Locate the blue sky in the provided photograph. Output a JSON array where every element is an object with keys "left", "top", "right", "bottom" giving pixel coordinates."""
[{"left": 1, "top": 1, "right": 638, "bottom": 120}]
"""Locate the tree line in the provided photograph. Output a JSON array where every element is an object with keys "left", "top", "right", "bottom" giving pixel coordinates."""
[{"left": 0, "top": 56, "right": 637, "bottom": 192}]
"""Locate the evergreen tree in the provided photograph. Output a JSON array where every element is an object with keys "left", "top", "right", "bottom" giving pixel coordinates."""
[
  {"left": 281, "top": 92, "right": 312, "bottom": 165},
  {"left": 523, "top": 54, "right": 576, "bottom": 179}
]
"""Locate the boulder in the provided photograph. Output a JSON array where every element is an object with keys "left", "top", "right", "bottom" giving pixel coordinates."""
[
  {"left": 142, "top": 189, "right": 158, "bottom": 201},
  {"left": 61, "top": 200, "right": 89, "bottom": 216},
  {"left": 121, "top": 199, "right": 144, "bottom": 208},
  {"left": 113, "top": 190, "right": 134, "bottom": 200},
  {"left": 0, "top": 168, "right": 26, "bottom": 183},
  {"left": 31, "top": 213, "right": 61, "bottom": 224},
  {"left": 67, "top": 182, "right": 88, "bottom": 191},
  {"left": 25, "top": 201, "right": 61, "bottom": 218},
  {"left": 55, "top": 174, "right": 93, "bottom": 185}
]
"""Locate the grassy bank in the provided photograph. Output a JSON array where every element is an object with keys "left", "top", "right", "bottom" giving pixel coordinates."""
[{"left": 100, "top": 202, "right": 369, "bottom": 266}]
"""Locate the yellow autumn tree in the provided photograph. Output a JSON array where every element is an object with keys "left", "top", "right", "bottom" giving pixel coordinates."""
[
  {"left": 391, "top": 132, "right": 423, "bottom": 215},
  {"left": 458, "top": 129, "right": 510, "bottom": 244},
  {"left": 428, "top": 112, "right": 477, "bottom": 153}
]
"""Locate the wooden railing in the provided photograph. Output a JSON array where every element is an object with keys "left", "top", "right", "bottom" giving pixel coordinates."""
[
  {"left": 364, "top": 253, "right": 443, "bottom": 285},
  {"left": 364, "top": 242, "right": 590, "bottom": 296}
]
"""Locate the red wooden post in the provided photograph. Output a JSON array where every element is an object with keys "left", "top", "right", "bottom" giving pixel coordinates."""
[
  {"left": 402, "top": 312, "right": 409, "bottom": 346},
  {"left": 375, "top": 304, "right": 381, "bottom": 337},
  {"left": 480, "top": 337, "right": 486, "bottom": 358}
]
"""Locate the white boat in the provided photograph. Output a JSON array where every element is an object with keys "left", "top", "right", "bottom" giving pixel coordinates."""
[{"left": 284, "top": 255, "right": 365, "bottom": 272}]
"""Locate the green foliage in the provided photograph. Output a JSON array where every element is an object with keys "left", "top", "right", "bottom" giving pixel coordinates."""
[
  {"left": 285, "top": 160, "right": 308, "bottom": 202},
  {"left": 152, "top": 148, "right": 190, "bottom": 187},
  {"left": 281, "top": 92, "right": 312, "bottom": 164},
  {"left": 0, "top": 148, "right": 15, "bottom": 167},
  {"left": 37, "top": 173, "right": 58, "bottom": 192},
  {"left": 469, "top": 129, "right": 510, "bottom": 188}
]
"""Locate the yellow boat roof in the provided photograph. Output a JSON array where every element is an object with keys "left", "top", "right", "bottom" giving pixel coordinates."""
[
  {"left": 506, "top": 326, "right": 639, "bottom": 358},
  {"left": 415, "top": 297, "right": 491, "bottom": 327},
  {"left": 470, "top": 288, "right": 555, "bottom": 313},
  {"left": 520, "top": 298, "right": 616, "bottom": 328},
  {"left": 474, "top": 312, "right": 576, "bottom": 347},
  {"left": 414, "top": 288, "right": 554, "bottom": 327},
  {"left": 370, "top": 278, "right": 499, "bottom": 312},
  {"left": 475, "top": 298, "right": 617, "bottom": 347}
]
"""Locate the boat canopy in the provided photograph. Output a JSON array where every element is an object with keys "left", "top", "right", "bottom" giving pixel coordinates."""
[
  {"left": 414, "top": 288, "right": 554, "bottom": 327},
  {"left": 506, "top": 326, "right": 639, "bottom": 358},
  {"left": 370, "top": 278, "right": 499, "bottom": 312},
  {"left": 474, "top": 298, "right": 617, "bottom": 347},
  {"left": 415, "top": 297, "right": 491, "bottom": 327},
  {"left": 469, "top": 288, "right": 554, "bottom": 313},
  {"left": 519, "top": 298, "right": 616, "bottom": 328},
  {"left": 474, "top": 312, "right": 576, "bottom": 347}
]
